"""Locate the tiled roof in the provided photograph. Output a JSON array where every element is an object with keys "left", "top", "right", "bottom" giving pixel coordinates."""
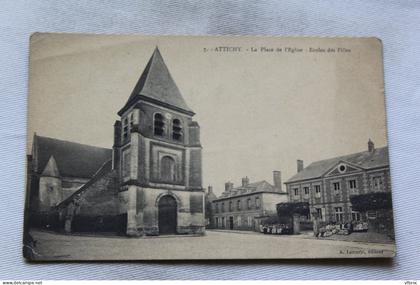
[
  {"left": 216, "top": 180, "right": 283, "bottom": 200},
  {"left": 286, "top": 146, "right": 389, "bottom": 183},
  {"left": 118, "top": 47, "right": 194, "bottom": 115},
  {"left": 33, "top": 135, "right": 112, "bottom": 179},
  {"left": 206, "top": 191, "right": 218, "bottom": 202}
]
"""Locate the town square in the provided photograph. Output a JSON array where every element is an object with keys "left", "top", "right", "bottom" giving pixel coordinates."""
[{"left": 24, "top": 35, "right": 395, "bottom": 260}]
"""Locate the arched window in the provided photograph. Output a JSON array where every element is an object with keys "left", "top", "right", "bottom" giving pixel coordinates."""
[
  {"left": 154, "top": 113, "right": 165, "bottom": 136},
  {"left": 160, "top": 156, "right": 176, "bottom": 182},
  {"left": 172, "top": 119, "right": 182, "bottom": 141}
]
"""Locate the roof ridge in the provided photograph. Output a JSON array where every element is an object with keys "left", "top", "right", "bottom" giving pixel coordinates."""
[
  {"left": 286, "top": 146, "right": 389, "bottom": 183},
  {"left": 307, "top": 146, "right": 388, "bottom": 166},
  {"left": 248, "top": 180, "right": 269, "bottom": 185},
  {"left": 35, "top": 134, "right": 111, "bottom": 151},
  {"left": 122, "top": 48, "right": 156, "bottom": 109}
]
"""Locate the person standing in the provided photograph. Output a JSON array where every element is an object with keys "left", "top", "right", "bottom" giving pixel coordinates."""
[{"left": 312, "top": 210, "right": 320, "bottom": 238}]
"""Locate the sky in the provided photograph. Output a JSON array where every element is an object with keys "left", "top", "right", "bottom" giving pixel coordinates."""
[{"left": 27, "top": 34, "right": 388, "bottom": 196}]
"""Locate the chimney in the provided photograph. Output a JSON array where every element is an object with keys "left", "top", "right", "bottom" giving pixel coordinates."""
[
  {"left": 241, "top": 176, "right": 249, "bottom": 187},
  {"left": 297, "top": 159, "right": 304, "bottom": 173},
  {"left": 273, "top": 170, "right": 282, "bottom": 192},
  {"left": 225, "top": 182, "right": 234, "bottom": 192},
  {"left": 368, "top": 139, "right": 375, "bottom": 152}
]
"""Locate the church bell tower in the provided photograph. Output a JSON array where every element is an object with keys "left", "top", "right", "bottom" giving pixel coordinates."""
[{"left": 113, "top": 47, "right": 205, "bottom": 236}]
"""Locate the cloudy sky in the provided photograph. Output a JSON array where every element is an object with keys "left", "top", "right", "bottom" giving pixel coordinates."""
[{"left": 27, "top": 34, "right": 387, "bottom": 195}]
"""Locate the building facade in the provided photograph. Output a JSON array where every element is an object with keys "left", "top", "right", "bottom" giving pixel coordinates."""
[
  {"left": 212, "top": 172, "right": 288, "bottom": 231},
  {"left": 284, "top": 140, "right": 391, "bottom": 224},
  {"left": 27, "top": 47, "right": 205, "bottom": 236}
]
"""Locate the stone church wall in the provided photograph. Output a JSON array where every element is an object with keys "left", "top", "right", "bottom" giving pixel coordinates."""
[
  {"left": 76, "top": 170, "right": 120, "bottom": 217},
  {"left": 118, "top": 186, "right": 205, "bottom": 236},
  {"left": 38, "top": 176, "right": 62, "bottom": 211},
  {"left": 61, "top": 177, "right": 90, "bottom": 200},
  {"left": 66, "top": 167, "right": 123, "bottom": 233},
  {"left": 134, "top": 103, "right": 192, "bottom": 146}
]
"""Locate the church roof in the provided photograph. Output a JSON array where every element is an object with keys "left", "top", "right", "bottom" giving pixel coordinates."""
[
  {"left": 286, "top": 146, "right": 389, "bottom": 183},
  {"left": 32, "top": 135, "right": 112, "bottom": 179},
  {"left": 118, "top": 47, "right": 194, "bottom": 116}
]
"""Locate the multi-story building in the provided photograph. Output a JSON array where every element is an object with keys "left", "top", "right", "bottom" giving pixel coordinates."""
[
  {"left": 211, "top": 171, "right": 288, "bottom": 231},
  {"left": 284, "top": 140, "right": 391, "bottom": 224}
]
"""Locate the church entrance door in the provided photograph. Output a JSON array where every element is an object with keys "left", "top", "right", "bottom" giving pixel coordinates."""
[{"left": 158, "top": 195, "right": 177, "bottom": 235}]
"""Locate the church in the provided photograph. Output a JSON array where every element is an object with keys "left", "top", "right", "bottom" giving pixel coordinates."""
[{"left": 26, "top": 47, "right": 205, "bottom": 236}]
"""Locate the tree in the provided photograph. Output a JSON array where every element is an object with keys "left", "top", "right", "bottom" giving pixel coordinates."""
[
  {"left": 276, "top": 202, "right": 310, "bottom": 217},
  {"left": 350, "top": 192, "right": 392, "bottom": 212}
]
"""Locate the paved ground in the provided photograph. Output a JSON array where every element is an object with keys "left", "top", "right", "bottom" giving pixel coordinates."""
[
  {"left": 29, "top": 229, "right": 396, "bottom": 261},
  {"left": 290, "top": 230, "right": 395, "bottom": 244}
]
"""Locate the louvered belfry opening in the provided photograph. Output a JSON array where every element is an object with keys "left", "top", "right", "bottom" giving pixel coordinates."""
[
  {"left": 172, "top": 119, "right": 182, "bottom": 141},
  {"left": 154, "top": 113, "right": 165, "bottom": 136}
]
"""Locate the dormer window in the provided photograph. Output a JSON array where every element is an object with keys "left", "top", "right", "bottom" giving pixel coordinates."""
[
  {"left": 172, "top": 119, "right": 182, "bottom": 141},
  {"left": 154, "top": 113, "right": 165, "bottom": 136}
]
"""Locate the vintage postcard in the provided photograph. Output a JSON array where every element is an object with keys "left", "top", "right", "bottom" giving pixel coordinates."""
[{"left": 24, "top": 33, "right": 395, "bottom": 260}]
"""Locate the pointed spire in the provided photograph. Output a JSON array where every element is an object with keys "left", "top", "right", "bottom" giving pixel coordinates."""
[
  {"left": 41, "top": 155, "right": 60, "bottom": 177},
  {"left": 118, "top": 47, "right": 194, "bottom": 116}
]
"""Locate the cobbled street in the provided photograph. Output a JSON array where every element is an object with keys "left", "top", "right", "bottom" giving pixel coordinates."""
[{"left": 29, "top": 229, "right": 395, "bottom": 260}]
